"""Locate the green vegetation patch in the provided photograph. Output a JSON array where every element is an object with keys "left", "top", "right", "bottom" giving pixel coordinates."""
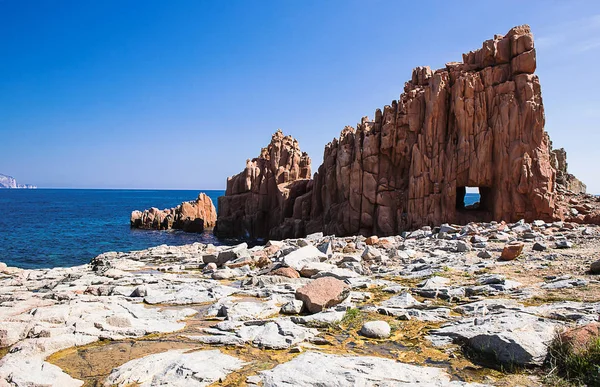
[{"left": 545, "top": 331, "right": 600, "bottom": 386}]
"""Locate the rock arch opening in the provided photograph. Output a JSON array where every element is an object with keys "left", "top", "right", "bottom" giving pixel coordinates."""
[{"left": 456, "top": 186, "right": 492, "bottom": 212}]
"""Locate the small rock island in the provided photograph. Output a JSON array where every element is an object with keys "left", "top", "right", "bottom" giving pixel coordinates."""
[{"left": 130, "top": 192, "right": 217, "bottom": 232}]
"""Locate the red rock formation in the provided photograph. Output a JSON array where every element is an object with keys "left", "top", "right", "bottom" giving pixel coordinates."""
[
  {"left": 551, "top": 147, "right": 586, "bottom": 194},
  {"left": 295, "top": 25, "right": 562, "bottom": 237},
  {"left": 214, "top": 130, "right": 311, "bottom": 238},
  {"left": 131, "top": 193, "right": 216, "bottom": 233},
  {"left": 217, "top": 25, "right": 592, "bottom": 239}
]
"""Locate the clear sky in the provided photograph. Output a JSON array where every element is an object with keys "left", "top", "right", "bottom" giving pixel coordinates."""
[{"left": 1, "top": 0, "right": 599, "bottom": 191}]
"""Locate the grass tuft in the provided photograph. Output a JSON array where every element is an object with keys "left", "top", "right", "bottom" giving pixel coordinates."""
[
  {"left": 544, "top": 330, "right": 600, "bottom": 386},
  {"left": 340, "top": 308, "right": 361, "bottom": 327}
]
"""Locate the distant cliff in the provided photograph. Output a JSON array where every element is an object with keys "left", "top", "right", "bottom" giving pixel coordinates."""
[{"left": 0, "top": 174, "right": 36, "bottom": 189}]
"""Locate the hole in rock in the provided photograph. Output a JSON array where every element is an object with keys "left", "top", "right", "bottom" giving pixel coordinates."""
[{"left": 456, "top": 186, "right": 489, "bottom": 211}]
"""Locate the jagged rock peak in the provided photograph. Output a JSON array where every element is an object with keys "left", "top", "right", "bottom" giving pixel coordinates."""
[
  {"left": 550, "top": 146, "right": 586, "bottom": 194},
  {"left": 215, "top": 130, "right": 312, "bottom": 238},
  {"left": 225, "top": 130, "right": 311, "bottom": 197},
  {"left": 304, "top": 24, "right": 552, "bottom": 237},
  {"left": 216, "top": 25, "right": 593, "bottom": 239}
]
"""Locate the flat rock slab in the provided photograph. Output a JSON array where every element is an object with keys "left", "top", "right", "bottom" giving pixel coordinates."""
[
  {"left": 143, "top": 284, "right": 238, "bottom": 305},
  {"left": 429, "top": 311, "right": 560, "bottom": 366},
  {"left": 283, "top": 245, "right": 326, "bottom": 271},
  {"left": 525, "top": 301, "right": 600, "bottom": 324},
  {"left": 211, "top": 298, "right": 280, "bottom": 321},
  {"left": 103, "top": 349, "right": 245, "bottom": 387},
  {"left": 291, "top": 309, "right": 346, "bottom": 327},
  {"left": 188, "top": 318, "right": 319, "bottom": 349},
  {"left": 0, "top": 357, "right": 85, "bottom": 387},
  {"left": 259, "top": 351, "right": 487, "bottom": 386},
  {"left": 378, "top": 292, "right": 420, "bottom": 309}
]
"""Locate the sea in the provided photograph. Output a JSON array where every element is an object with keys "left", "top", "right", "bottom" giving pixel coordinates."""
[
  {"left": 0, "top": 189, "right": 225, "bottom": 269},
  {"left": 0, "top": 189, "right": 480, "bottom": 269}
]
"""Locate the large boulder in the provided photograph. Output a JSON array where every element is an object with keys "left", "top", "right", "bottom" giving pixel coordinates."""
[
  {"left": 559, "top": 322, "right": 600, "bottom": 354},
  {"left": 360, "top": 321, "right": 391, "bottom": 339},
  {"left": 282, "top": 245, "right": 326, "bottom": 271},
  {"left": 500, "top": 242, "right": 524, "bottom": 261},
  {"left": 295, "top": 277, "right": 350, "bottom": 313},
  {"left": 429, "top": 311, "right": 559, "bottom": 366},
  {"left": 270, "top": 267, "right": 301, "bottom": 278},
  {"left": 590, "top": 259, "right": 600, "bottom": 274}
]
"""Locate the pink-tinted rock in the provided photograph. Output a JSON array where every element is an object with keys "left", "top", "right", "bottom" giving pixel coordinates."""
[
  {"left": 271, "top": 267, "right": 301, "bottom": 279},
  {"left": 216, "top": 25, "right": 595, "bottom": 239},
  {"left": 551, "top": 147, "right": 586, "bottom": 194},
  {"left": 365, "top": 236, "right": 379, "bottom": 245},
  {"left": 131, "top": 193, "right": 216, "bottom": 233},
  {"left": 215, "top": 129, "right": 311, "bottom": 239},
  {"left": 559, "top": 323, "right": 600, "bottom": 354},
  {"left": 295, "top": 277, "right": 350, "bottom": 314},
  {"left": 500, "top": 242, "right": 525, "bottom": 261}
]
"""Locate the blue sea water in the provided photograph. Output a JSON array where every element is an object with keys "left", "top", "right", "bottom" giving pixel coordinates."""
[
  {"left": 464, "top": 192, "right": 480, "bottom": 206},
  {"left": 0, "top": 189, "right": 481, "bottom": 270},
  {"left": 0, "top": 189, "right": 225, "bottom": 269}
]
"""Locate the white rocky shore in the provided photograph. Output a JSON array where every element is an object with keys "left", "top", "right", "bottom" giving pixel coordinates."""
[{"left": 1, "top": 220, "right": 600, "bottom": 386}]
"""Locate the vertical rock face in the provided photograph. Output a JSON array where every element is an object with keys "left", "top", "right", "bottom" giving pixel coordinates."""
[
  {"left": 217, "top": 25, "right": 588, "bottom": 239},
  {"left": 214, "top": 130, "right": 311, "bottom": 238},
  {"left": 303, "top": 25, "right": 556, "bottom": 237},
  {"left": 131, "top": 193, "right": 217, "bottom": 233},
  {"left": 551, "top": 147, "right": 586, "bottom": 194}
]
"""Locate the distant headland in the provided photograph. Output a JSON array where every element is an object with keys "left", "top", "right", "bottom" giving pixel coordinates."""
[{"left": 0, "top": 174, "right": 36, "bottom": 189}]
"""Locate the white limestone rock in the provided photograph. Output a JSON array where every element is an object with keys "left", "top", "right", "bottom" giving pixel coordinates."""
[
  {"left": 259, "top": 351, "right": 487, "bottom": 386},
  {"left": 103, "top": 349, "right": 245, "bottom": 387}
]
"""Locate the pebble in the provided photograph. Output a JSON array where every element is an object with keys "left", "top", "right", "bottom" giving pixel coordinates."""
[{"left": 555, "top": 240, "right": 573, "bottom": 249}]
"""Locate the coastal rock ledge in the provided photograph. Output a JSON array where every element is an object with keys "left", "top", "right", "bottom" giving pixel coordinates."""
[
  {"left": 2, "top": 219, "right": 600, "bottom": 386},
  {"left": 215, "top": 25, "right": 596, "bottom": 240},
  {"left": 131, "top": 192, "right": 217, "bottom": 233}
]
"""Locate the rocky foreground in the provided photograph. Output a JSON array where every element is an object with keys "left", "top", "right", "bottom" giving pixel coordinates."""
[{"left": 1, "top": 220, "right": 600, "bottom": 386}]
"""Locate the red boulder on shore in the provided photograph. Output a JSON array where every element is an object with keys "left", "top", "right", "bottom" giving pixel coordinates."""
[{"left": 295, "top": 277, "right": 350, "bottom": 314}]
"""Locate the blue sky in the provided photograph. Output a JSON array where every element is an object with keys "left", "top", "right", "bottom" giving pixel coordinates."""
[{"left": 1, "top": 0, "right": 599, "bottom": 191}]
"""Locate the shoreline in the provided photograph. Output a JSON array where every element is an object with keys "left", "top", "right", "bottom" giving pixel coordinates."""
[{"left": 1, "top": 219, "right": 599, "bottom": 386}]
